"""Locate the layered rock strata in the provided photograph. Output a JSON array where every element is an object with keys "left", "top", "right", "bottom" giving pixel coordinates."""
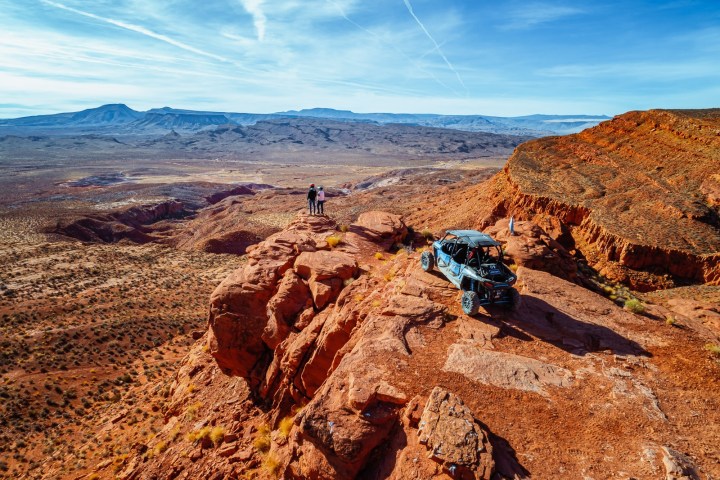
[{"left": 410, "top": 109, "right": 720, "bottom": 289}]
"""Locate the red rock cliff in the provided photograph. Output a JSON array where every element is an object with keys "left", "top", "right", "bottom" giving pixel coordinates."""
[{"left": 410, "top": 109, "right": 720, "bottom": 290}]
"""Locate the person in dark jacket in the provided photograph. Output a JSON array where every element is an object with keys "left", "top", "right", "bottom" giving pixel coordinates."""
[{"left": 307, "top": 184, "right": 317, "bottom": 214}]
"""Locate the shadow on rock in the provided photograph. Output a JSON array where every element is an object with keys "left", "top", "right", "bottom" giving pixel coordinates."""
[
  {"left": 480, "top": 423, "right": 530, "bottom": 480},
  {"left": 488, "top": 294, "right": 650, "bottom": 357}
]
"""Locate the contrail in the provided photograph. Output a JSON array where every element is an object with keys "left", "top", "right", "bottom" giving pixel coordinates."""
[
  {"left": 40, "top": 0, "right": 228, "bottom": 62},
  {"left": 238, "top": 0, "right": 266, "bottom": 41},
  {"left": 326, "top": 0, "right": 460, "bottom": 95},
  {"left": 402, "top": 0, "right": 466, "bottom": 91}
]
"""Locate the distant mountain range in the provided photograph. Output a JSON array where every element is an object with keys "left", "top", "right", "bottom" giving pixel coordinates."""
[
  {"left": 0, "top": 116, "right": 534, "bottom": 163},
  {"left": 0, "top": 104, "right": 610, "bottom": 137}
]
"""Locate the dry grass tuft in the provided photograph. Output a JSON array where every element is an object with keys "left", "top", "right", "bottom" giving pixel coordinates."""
[
  {"left": 278, "top": 416, "right": 294, "bottom": 438},
  {"left": 326, "top": 235, "right": 342, "bottom": 248},
  {"left": 185, "top": 402, "right": 203, "bottom": 420},
  {"left": 187, "top": 426, "right": 212, "bottom": 443},
  {"left": 263, "top": 453, "right": 281, "bottom": 477},
  {"left": 210, "top": 426, "right": 225, "bottom": 445},
  {"left": 253, "top": 424, "right": 271, "bottom": 453},
  {"left": 147, "top": 440, "right": 167, "bottom": 458}
]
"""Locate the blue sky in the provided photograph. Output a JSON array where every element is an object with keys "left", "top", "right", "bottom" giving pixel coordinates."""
[{"left": 1, "top": 0, "right": 719, "bottom": 118}]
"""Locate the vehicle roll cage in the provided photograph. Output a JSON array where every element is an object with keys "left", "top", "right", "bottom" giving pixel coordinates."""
[{"left": 440, "top": 231, "right": 504, "bottom": 265}]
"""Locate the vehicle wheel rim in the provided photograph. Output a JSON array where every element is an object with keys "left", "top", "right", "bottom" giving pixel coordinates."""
[{"left": 462, "top": 294, "right": 473, "bottom": 312}]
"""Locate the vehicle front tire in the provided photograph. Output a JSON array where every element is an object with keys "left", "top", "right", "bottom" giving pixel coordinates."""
[
  {"left": 461, "top": 290, "right": 480, "bottom": 316},
  {"left": 421, "top": 251, "right": 434, "bottom": 272},
  {"left": 506, "top": 287, "right": 521, "bottom": 311}
]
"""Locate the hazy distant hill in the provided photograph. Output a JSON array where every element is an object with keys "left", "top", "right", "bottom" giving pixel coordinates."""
[
  {"left": 0, "top": 104, "right": 610, "bottom": 137},
  {"left": 0, "top": 116, "right": 533, "bottom": 164},
  {"left": 132, "top": 112, "right": 232, "bottom": 131}
]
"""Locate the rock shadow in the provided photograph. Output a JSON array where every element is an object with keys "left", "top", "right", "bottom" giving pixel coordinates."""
[
  {"left": 480, "top": 423, "right": 530, "bottom": 480},
  {"left": 484, "top": 295, "right": 651, "bottom": 357},
  {"left": 357, "top": 420, "right": 407, "bottom": 479},
  {"left": 347, "top": 224, "right": 385, "bottom": 244}
]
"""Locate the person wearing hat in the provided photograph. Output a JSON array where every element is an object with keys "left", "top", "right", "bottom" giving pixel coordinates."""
[
  {"left": 316, "top": 186, "right": 326, "bottom": 215},
  {"left": 307, "top": 184, "right": 317, "bottom": 215}
]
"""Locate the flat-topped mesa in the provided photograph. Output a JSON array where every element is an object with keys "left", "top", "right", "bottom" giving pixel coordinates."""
[{"left": 479, "top": 109, "right": 720, "bottom": 290}]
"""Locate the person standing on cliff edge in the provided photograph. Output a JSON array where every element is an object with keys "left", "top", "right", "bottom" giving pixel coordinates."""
[
  {"left": 317, "top": 186, "right": 326, "bottom": 215},
  {"left": 307, "top": 184, "right": 317, "bottom": 215}
]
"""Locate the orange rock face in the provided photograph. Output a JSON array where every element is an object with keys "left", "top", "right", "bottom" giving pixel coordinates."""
[
  {"left": 410, "top": 109, "right": 720, "bottom": 290},
  {"left": 207, "top": 212, "right": 395, "bottom": 398},
  {"left": 207, "top": 214, "right": 336, "bottom": 382},
  {"left": 485, "top": 218, "right": 578, "bottom": 282},
  {"left": 113, "top": 207, "right": 719, "bottom": 480}
]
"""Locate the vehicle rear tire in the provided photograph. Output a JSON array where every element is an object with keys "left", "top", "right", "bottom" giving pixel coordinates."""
[
  {"left": 461, "top": 290, "right": 480, "bottom": 316},
  {"left": 506, "top": 287, "right": 521, "bottom": 311},
  {"left": 421, "top": 251, "right": 434, "bottom": 272}
]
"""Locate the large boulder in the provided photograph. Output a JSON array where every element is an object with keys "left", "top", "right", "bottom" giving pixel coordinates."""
[
  {"left": 294, "top": 250, "right": 358, "bottom": 309},
  {"left": 353, "top": 211, "right": 407, "bottom": 248},
  {"left": 418, "top": 387, "right": 495, "bottom": 480},
  {"left": 294, "top": 250, "right": 358, "bottom": 281},
  {"left": 485, "top": 218, "right": 578, "bottom": 282}
]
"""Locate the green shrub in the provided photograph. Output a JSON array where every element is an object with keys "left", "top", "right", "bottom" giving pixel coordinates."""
[{"left": 624, "top": 298, "right": 645, "bottom": 314}]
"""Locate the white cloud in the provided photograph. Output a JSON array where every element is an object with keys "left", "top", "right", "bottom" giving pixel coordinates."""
[
  {"left": 501, "top": 3, "right": 584, "bottom": 30},
  {"left": 40, "top": 0, "right": 228, "bottom": 62},
  {"left": 239, "top": 0, "right": 267, "bottom": 41},
  {"left": 537, "top": 61, "right": 720, "bottom": 80}
]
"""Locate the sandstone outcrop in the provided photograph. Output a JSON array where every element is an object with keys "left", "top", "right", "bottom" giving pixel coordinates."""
[
  {"left": 51, "top": 200, "right": 188, "bottom": 243},
  {"left": 207, "top": 212, "right": 401, "bottom": 399},
  {"left": 485, "top": 218, "right": 578, "bottom": 282},
  {"left": 409, "top": 109, "right": 720, "bottom": 290},
  {"left": 207, "top": 214, "right": 337, "bottom": 382},
  {"left": 286, "top": 291, "right": 446, "bottom": 479},
  {"left": 108, "top": 209, "right": 719, "bottom": 480}
]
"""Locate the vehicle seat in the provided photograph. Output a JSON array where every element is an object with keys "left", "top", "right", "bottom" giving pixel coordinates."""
[
  {"left": 467, "top": 251, "right": 479, "bottom": 267},
  {"left": 452, "top": 244, "right": 468, "bottom": 263}
]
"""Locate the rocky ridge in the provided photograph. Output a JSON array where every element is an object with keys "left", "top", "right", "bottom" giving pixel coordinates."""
[
  {"left": 408, "top": 108, "right": 720, "bottom": 290},
  {"left": 97, "top": 210, "right": 719, "bottom": 480}
]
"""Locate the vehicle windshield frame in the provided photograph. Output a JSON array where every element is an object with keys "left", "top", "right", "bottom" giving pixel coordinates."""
[
  {"left": 440, "top": 232, "right": 503, "bottom": 266},
  {"left": 463, "top": 245, "right": 503, "bottom": 266}
]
